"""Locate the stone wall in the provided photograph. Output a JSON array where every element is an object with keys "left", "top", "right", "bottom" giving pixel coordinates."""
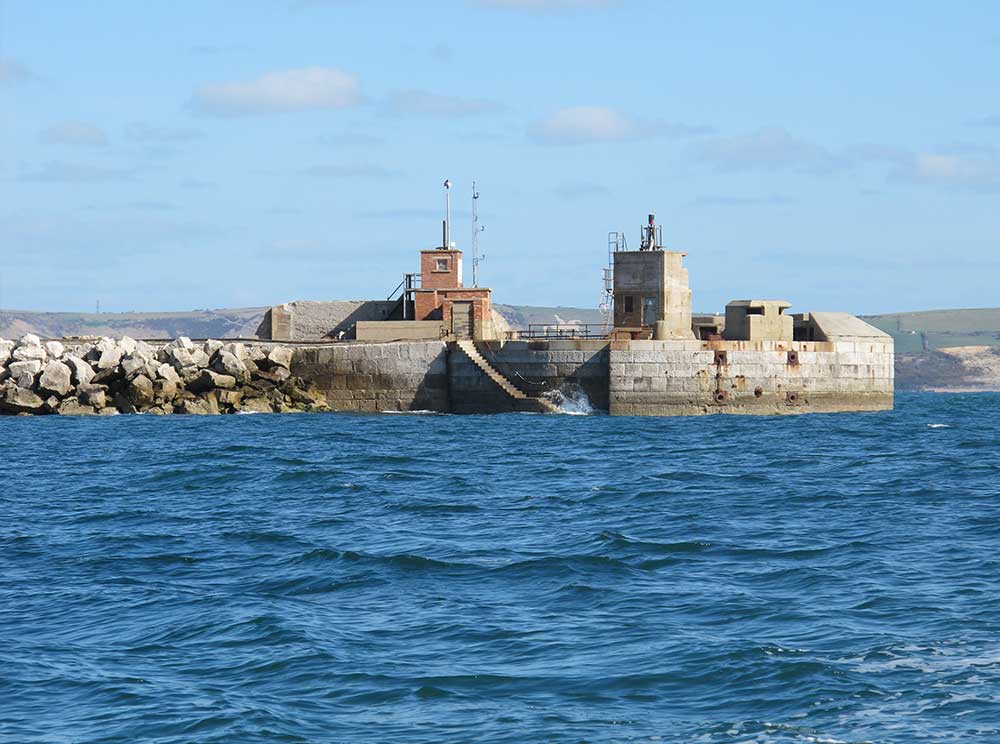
[
  {"left": 291, "top": 341, "right": 449, "bottom": 413},
  {"left": 258, "top": 300, "right": 398, "bottom": 341},
  {"left": 608, "top": 338, "right": 894, "bottom": 415},
  {"left": 453, "top": 340, "right": 610, "bottom": 413}
]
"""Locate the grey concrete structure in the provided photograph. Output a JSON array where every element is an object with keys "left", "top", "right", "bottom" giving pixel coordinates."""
[
  {"left": 291, "top": 341, "right": 449, "bottom": 412},
  {"left": 723, "top": 300, "right": 794, "bottom": 342},
  {"left": 259, "top": 300, "right": 398, "bottom": 341},
  {"left": 613, "top": 250, "right": 693, "bottom": 338}
]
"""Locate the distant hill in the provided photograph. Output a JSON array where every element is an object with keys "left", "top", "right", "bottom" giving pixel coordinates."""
[
  {"left": 862, "top": 308, "right": 1000, "bottom": 353},
  {"left": 0, "top": 308, "right": 267, "bottom": 340}
]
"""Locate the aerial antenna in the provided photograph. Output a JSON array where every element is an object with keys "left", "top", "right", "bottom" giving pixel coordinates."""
[
  {"left": 472, "top": 181, "right": 485, "bottom": 287},
  {"left": 443, "top": 179, "right": 452, "bottom": 249}
]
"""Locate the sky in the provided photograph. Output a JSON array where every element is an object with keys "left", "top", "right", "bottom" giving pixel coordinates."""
[{"left": 1, "top": 0, "right": 998, "bottom": 315}]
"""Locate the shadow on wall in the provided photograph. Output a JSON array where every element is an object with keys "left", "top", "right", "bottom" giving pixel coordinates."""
[{"left": 257, "top": 300, "right": 399, "bottom": 341}]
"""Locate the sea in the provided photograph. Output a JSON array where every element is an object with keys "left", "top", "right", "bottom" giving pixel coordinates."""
[{"left": 2, "top": 392, "right": 999, "bottom": 743}]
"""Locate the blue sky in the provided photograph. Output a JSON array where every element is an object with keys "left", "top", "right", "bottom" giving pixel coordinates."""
[{"left": 2, "top": 1, "right": 998, "bottom": 315}]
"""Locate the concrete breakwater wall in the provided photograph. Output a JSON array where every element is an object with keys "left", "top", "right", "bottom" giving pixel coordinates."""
[
  {"left": 293, "top": 338, "right": 892, "bottom": 416},
  {"left": 0, "top": 334, "right": 328, "bottom": 416},
  {"left": 291, "top": 341, "right": 449, "bottom": 412},
  {"left": 449, "top": 340, "right": 609, "bottom": 413},
  {"left": 0, "top": 335, "right": 893, "bottom": 417},
  {"left": 608, "top": 339, "right": 894, "bottom": 415}
]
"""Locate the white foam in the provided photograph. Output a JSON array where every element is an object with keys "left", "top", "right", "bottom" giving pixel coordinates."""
[
  {"left": 542, "top": 383, "right": 595, "bottom": 415},
  {"left": 927, "top": 423, "right": 951, "bottom": 429}
]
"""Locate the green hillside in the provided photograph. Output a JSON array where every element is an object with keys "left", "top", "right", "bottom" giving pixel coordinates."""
[{"left": 861, "top": 309, "right": 1000, "bottom": 353}]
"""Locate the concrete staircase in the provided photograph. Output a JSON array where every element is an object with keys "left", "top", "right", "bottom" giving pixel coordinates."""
[{"left": 455, "top": 339, "right": 560, "bottom": 413}]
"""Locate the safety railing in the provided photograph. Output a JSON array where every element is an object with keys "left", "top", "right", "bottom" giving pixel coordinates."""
[{"left": 505, "top": 324, "right": 608, "bottom": 340}]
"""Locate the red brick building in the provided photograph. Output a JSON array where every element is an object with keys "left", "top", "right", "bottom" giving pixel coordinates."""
[{"left": 413, "top": 248, "right": 492, "bottom": 339}]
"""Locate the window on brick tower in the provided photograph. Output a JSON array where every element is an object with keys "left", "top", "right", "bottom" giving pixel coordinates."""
[
  {"left": 623, "top": 295, "right": 634, "bottom": 313},
  {"left": 435, "top": 258, "right": 449, "bottom": 272}
]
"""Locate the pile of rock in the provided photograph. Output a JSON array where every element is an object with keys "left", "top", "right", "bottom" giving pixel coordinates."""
[{"left": 0, "top": 335, "right": 328, "bottom": 416}]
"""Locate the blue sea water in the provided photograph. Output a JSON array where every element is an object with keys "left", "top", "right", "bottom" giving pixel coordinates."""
[{"left": 2, "top": 392, "right": 999, "bottom": 744}]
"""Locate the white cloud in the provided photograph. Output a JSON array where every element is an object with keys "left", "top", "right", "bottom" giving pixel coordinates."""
[
  {"left": 192, "top": 67, "right": 361, "bottom": 116},
  {"left": 531, "top": 105, "right": 707, "bottom": 145},
  {"left": 386, "top": 89, "right": 501, "bottom": 117},
  {"left": 892, "top": 150, "right": 1000, "bottom": 191},
  {"left": 0, "top": 57, "right": 33, "bottom": 84},
  {"left": 39, "top": 121, "right": 108, "bottom": 147}
]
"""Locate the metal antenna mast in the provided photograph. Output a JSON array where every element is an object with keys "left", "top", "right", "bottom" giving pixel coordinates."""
[
  {"left": 472, "top": 181, "right": 484, "bottom": 287},
  {"left": 443, "top": 179, "right": 452, "bottom": 248}
]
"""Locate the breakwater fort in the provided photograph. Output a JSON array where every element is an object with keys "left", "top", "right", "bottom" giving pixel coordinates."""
[{"left": 0, "top": 214, "right": 892, "bottom": 417}]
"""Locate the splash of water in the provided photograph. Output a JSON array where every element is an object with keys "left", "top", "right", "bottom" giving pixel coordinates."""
[{"left": 542, "top": 383, "right": 595, "bottom": 415}]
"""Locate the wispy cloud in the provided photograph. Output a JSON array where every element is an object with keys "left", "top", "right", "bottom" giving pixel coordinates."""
[
  {"left": 0, "top": 57, "right": 34, "bottom": 84},
  {"left": 191, "top": 67, "right": 362, "bottom": 116},
  {"left": 385, "top": 89, "right": 502, "bottom": 117},
  {"left": 695, "top": 126, "right": 1000, "bottom": 192},
  {"left": 531, "top": 105, "right": 709, "bottom": 145},
  {"left": 302, "top": 163, "right": 396, "bottom": 179},
  {"left": 889, "top": 148, "right": 1000, "bottom": 191},
  {"left": 125, "top": 122, "right": 202, "bottom": 142},
  {"left": 18, "top": 161, "right": 138, "bottom": 184},
  {"left": 695, "top": 127, "right": 842, "bottom": 174},
  {"left": 39, "top": 121, "right": 108, "bottom": 147}
]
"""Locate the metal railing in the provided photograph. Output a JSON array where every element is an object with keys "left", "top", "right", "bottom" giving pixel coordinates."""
[{"left": 506, "top": 324, "right": 608, "bottom": 340}]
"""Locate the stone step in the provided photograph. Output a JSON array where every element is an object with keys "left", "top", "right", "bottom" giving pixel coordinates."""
[{"left": 456, "top": 340, "right": 533, "bottom": 403}]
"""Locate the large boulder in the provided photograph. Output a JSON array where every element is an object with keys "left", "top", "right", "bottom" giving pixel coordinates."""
[
  {"left": 44, "top": 340, "right": 65, "bottom": 359},
  {"left": 253, "top": 366, "right": 290, "bottom": 384},
  {"left": 17, "top": 333, "right": 42, "bottom": 348},
  {"left": 168, "top": 347, "right": 210, "bottom": 371},
  {"left": 58, "top": 397, "right": 96, "bottom": 416},
  {"left": 212, "top": 350, "right": 250, "bottom": 383},
  {"left": 217, "top": 389, "right": 243, "bottom": 408},
  {"left": 127, "top": 375, "right": 155, "bottom": 407},
  {"left": 223, "top": 342, "right": 248, "bottom": 361},
  {"left": 154, "top": 379, "right": 179, "bottom": 403},
  {"left": 78, "top": 384, "right": 108, "bottom": 409},
  {"left": 8, "top": 359, "right": 42, "bottom": 389},
  {"left": 177, "top": 394, "right": 220, "bottom": 415},
  {"left": 156, "top": 363, "right": 181, "bottom": 385},
  {"left": 0, "top": 385, "right": 46, "bottom": 414},
  {"left": 119, "top": 336, "right": 138, "bottom": 355},
  {"left": 203, "top": 339, "right": 224, "bottom": 357},
  {"left": 161, "top": 337, "right": 195, "bottom": 356},
  {"left": 264, "top": 346, "right": 294, "bottom": 370},
  {"left": 0, "top": 338, "right": 15, "bottom": 364},
  {"left": 240, "top": 397, "right": 274, "bottom": 413},
  {"left": 85, "top": 337, "right": 118, "bottom": 362},
  {"left": 187, "top": 369, "right": 237, "bottom": 393},
  {"left": 97, "top": 346, "right": 123, "bottom": 370},
  {"left": 64, "top": 355, "right": 95, "bottom": 386},
  {"left": 121, "top": 355, "right": 148, "bottom": 380},
  {"left": 37, "top": 360, "right": 73, "bottom": 397},
  {"left": 12, "top": 344, "right": 47, "bottom": 363}
]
